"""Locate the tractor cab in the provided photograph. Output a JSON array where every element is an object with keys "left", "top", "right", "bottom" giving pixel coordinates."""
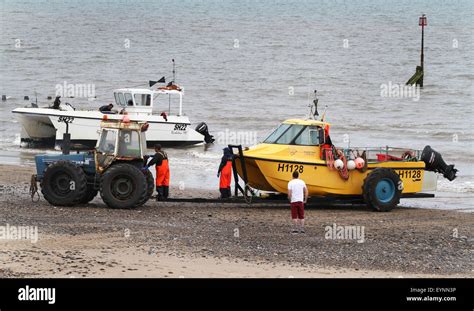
[{"left": 95, "top": 119, "right": 149, "bottom": 172}]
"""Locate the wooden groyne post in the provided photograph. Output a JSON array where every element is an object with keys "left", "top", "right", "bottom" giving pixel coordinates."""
[{"left": 406, "top": 14, "right": 427, "bottom": 87}]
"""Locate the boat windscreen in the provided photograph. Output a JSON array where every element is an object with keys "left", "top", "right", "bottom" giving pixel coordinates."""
[
  {"left": 134, "top": 94, "right": 151, "bottom": 106},
  {"left": 114, "top": 93, "right": 126, "bottom": 106},
  {"left": 263, "top": 124, "right": 291, "bottom": 143},
  {"left": 274, "top": 125, "right": 305, "bottom": 144}
]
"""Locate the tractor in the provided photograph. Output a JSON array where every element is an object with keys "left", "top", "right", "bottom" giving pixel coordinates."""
[{"left": 33, "top": 118, "right": 154, "bottom": 209}]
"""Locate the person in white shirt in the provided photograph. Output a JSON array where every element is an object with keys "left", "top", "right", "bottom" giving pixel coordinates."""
[{"left": 287, "top": 170, "right": 308, "bottom": 233}]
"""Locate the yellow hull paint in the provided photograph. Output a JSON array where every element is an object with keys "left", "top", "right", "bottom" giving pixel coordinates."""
[{"left": 235, "top": 144, "right": 426, "bottom": 196}]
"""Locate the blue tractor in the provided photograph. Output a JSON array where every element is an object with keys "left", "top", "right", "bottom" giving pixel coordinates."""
[{"left": 33, "top": 120, "right": 154, "bottom": 209}]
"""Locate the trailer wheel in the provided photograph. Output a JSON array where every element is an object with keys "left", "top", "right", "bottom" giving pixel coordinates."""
[
  {"left": 100, "top": 163, "right": 147, "bottom": 209},
  {"left": 40, "top": 160, "right": 87, "bottom": 206},
  {"left": 138, "top": 169, "right": 154, "bottom": 206},
  {"left": 362, "top": 168, "right": 401, "bottom": 212},
  {"left": 79, "top": 184, "right": 98, "bottom": 204}
]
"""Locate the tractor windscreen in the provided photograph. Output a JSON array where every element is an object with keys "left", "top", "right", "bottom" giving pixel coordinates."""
[{"left": 97, "top": 129, "right": 117, "bottom": 154}]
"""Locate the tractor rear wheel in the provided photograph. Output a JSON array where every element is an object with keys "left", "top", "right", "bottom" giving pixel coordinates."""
[
  {"left": 138, "top": 169, "right": 154, "bottom": 206},
  {"left": 41, "top": 160, "right": 88, "bottom": 206},
  {"left": 362, "top": 168, "right": 402, "bottom": 212},
  {"left": 100, "top": 163, "right": 147, "bottom": 209}
]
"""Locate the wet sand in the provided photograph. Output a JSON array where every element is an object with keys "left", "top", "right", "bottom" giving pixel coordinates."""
[{"left": 0, "top": 164, "right": 472, "bottom": 278}]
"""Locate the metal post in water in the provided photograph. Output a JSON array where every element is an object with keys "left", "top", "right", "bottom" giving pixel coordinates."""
[
  {"left": 406, "top": 15, "right": 427, "bottom": 87},
  {"left": 419, "top": 14, "right": 427, "bottom": 87}
]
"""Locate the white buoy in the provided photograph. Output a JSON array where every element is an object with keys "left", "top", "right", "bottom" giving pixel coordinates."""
[
  {"left": 347, "top": 160, "right": 356, "bottom": 170},
  {"left": 334, "top": 159, "right": 344, "bottom": 170}
]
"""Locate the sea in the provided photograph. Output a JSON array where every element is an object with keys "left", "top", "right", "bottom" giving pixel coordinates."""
[{"left": 1, "top": 0, "right": 473, "bottom": 211}]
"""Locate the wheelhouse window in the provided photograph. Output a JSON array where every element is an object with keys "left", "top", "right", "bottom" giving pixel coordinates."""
[
  {"left": 124, "top": 93, "right": 133, "bottom": 106},
  {"left": 114, "top": 93, "right": 126, "bottom": 106},
  {"left": 294, "top": 126, "right": 320, "bottom": 146},
  {"left": 114, "top": 93, "right": 120, "bottom": 105},
  {"left": 134, "top": 94, "right": 151, "bottom": 106}
]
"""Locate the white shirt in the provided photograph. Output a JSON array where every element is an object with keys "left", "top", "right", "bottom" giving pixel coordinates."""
[{"left": 288, "top": 178, "right": 307, "bottom": 203}]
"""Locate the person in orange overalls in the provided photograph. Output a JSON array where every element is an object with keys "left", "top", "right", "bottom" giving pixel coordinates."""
[
  {"left": 320, "top": 124, "right": 333, "bottom": 159},
  {"left": 217, "top": 147, "right": 233, "bottom": 198},
  {"left": 146, "top": 144, "right": 170, "bottom": 201}
]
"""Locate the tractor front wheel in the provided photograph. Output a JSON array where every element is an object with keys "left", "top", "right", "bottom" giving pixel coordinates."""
[
  {"left": 100, "top": 163, "right": 147, "bottom": 209},
  {"left": 40, "top": 161, "right": 88, "bottom": 206},
  {"left": 138, "top": 169, "right": 154, "bottom": 206}
]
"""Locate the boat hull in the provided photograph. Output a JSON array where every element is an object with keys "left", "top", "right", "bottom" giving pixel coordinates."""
[
  {"left": 235, "top": 144, "right": 428, "bottom": 196},
  {"left": 12, "top": 108, "right": 205, "bottom": 148},
  {"left": 15, "top": 112, "right": 56, "bottom": 139}
]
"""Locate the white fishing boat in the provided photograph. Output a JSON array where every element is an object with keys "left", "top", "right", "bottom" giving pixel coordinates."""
[{"left": 12, "top": 82, "right": 214, "bottom": 149}]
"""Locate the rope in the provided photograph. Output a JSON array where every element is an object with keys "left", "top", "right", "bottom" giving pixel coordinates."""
[
  {"left": 243, "top": 184, "right": 253, "bottom": 204},
  {"left": 337, "top": 154, "right": 350, "bottom": 180},
  {"left": 325, "top": 148, "right": 335, "bottom": 170},
  {"left": 29, "top": 174, "right": 40, "bottom": 202}
]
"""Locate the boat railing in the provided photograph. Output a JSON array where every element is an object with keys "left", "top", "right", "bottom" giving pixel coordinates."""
[{"left": 341, "top": 146, "right": 421, "bottom": 162}]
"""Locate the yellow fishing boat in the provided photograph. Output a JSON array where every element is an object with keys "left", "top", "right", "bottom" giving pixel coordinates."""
[{"left": 234, "top": 102, "right": 457, "bottom": 211}]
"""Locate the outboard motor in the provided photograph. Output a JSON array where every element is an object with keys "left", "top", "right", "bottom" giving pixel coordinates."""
[
  {"left": 195, "top": 122, "right": 215, "bottom": 144},
  {"left": 421, "top": 145, "right": 457, "bottom": 181}
]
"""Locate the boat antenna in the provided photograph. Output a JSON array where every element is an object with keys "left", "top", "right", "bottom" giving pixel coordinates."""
[
  {"left": 312, "top": 90, "right": 319, "bottom": 118},
  {"left": 35, "top": 90, "right": 37, "bottom": 106},
  {"left": 172, "top": 59, "right": 176, "bottom": 83},
  {"left": 308, "top": 89, "right": 319, "bottom": 119}
]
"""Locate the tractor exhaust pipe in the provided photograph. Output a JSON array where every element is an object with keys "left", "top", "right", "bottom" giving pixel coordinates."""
[
  {"left": 421, "top": 145, "right": 457, "bottom": 181},
  {"left": 62, "top": 133, "right": 71, "bottom": 155}
]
